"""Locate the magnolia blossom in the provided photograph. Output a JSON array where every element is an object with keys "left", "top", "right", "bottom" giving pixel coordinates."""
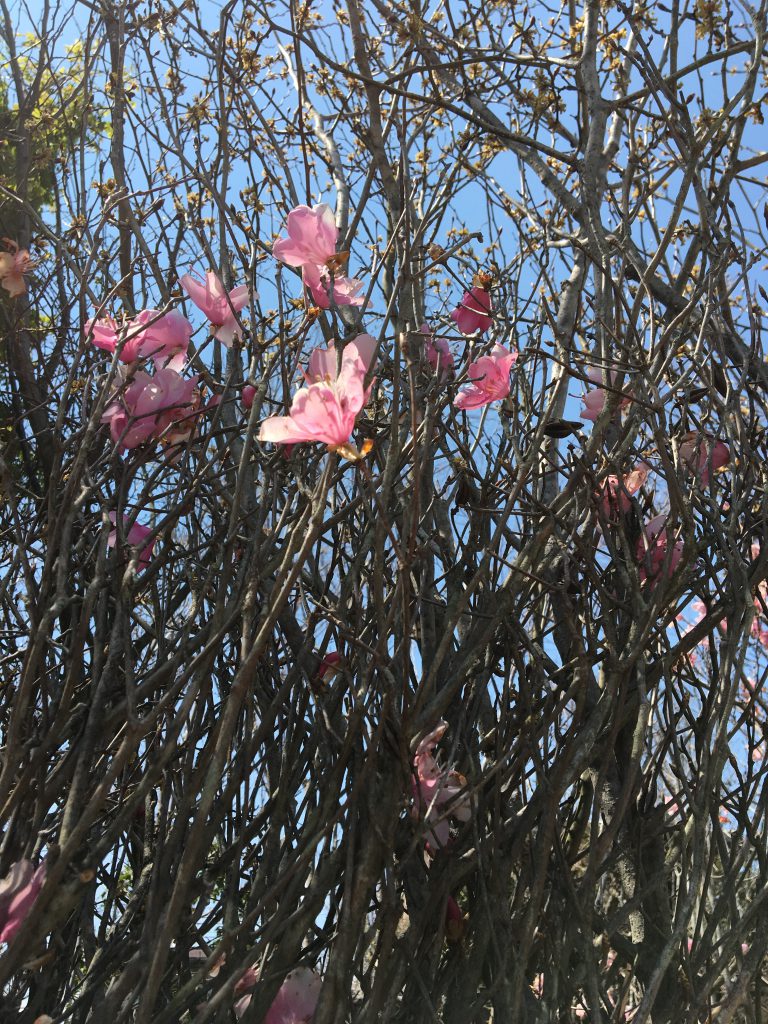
[
  {"left": 450, "top": 286, "right": 493, "bottom": 334},
  {"left": 259, "top": 335, "right": 375, "bottom": 454},
  {"left": 180, "top": 271, "right": 250, "bottom": 346},
  {"left": 0, "top": 242, "right": 34, "bottom": 298},
  {"left": 133, "top": 309, "right": 194, "bottom": 369},
  {"left": 159, "top": 388, "right": 215, "bottom": 458},
  {"left": 0, "top": 859, "right": 46, "bottom": 944},
  {"left": 454, "top": 344, "right": 517, "bottom": 410},
  {"left": 412, "top": 721, "right": 471, "bottom": 848},
  {"left": 101, "top": 368, "right": 199, "bottom": 451},
  {"left": 273, "top": 203, "right": 338, "bottom": 268},
  {"left": 272, "top": 203, "right": 364, "bottom": 309},
  {"left": 316, "top": 651, "right": 341, "bottom": 687},
  {"left": 420, "top": 323, "right": 454, "bottom": 378},
  {"left": 302, "top": 261, "right": 365, "bottom": 310},
  {"left": 679, "top": 432, "right": 730, "bottom": 486},
  {"left": 636, "top": 514, "right": 683, "bottom": 585},
  {"left": 242, "top": 384, "right": 257, "bottom": 410},
  {"left": 304, "top": 333, "right": 376, "bottom": 385},
  {"left": 235, "top": 966, "right": 322, "bottom": 1023},
  {"left": 108, "top": 513, "right": 155, "bottom": 572},
  {"left": 85, "top": 309, "right": 192, "bottom": 370},
  {"left": 597, "top": 464, "right": 649, "bottom": 520},
  {"left": 580, "top": 367, "right": 632, "bottom": 422}
]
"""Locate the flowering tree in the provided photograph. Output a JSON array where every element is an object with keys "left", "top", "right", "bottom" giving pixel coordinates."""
[{"left": 1, "top": 0, "right": 768, "bottom": 1022}]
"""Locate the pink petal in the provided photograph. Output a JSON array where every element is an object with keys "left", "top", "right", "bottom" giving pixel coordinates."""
[
  {"left": 264, "top": 968, "right": 322, "bottom": 1024},
  {"left": 303, "top": 264, "right": 365, "bottom": 309},
  {"left": 450, "top": 287, "right": 493, "bottom": 334},
  {"left": 0, "top": 860, "right": 45, "bottom": 944},
  {"left": 273, "top": 203, "right": 338, "bottom": 268},
  {"left": 85, "top": 317, "right": 121, "bottom": 354},
  {"left": 454, "top": 344, "right": 515, "bottom": 409},
  {"left": 259, "top": 412, "right": 318, "bottom": 445},
  {"left": 181, "top": 272, "right": 249, "bottom": 331}
]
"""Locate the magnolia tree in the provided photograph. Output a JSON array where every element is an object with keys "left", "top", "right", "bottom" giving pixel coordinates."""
[{"left": 1, "top": 0, "right": 768, "bottom": 1020}]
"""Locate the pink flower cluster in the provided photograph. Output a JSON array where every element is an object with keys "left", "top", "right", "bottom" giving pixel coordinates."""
[
  {"left": 0, "top": 859, "right": 46, "bottom": 944},
  {"left": 594, "top": 432, "right": 731, "bottom": 585},
  {"left": 273, "top": 203, "right": 364, "bottom": 309},
  {"left": 259, "top": 333, "right": 376, "bottom": 456},
  {"left": 595, "top": 459, "right": 683, "bottom": 589},
  {"left": 89, "top": 270, "right": 251, "bottom": 455},
  {"left": 101, "top": 367, "right": 200, "bottom": 452},
  {"left": 412, "top": 721, "right": 471, "bottom": 848},
  {"left": 86, "top": 309, "right": 193, "bottom": 370}
]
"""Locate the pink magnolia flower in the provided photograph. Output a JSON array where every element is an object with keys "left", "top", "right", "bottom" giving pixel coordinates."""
[
  {"left": 412, "top": 721, "right": 471, "bottom": 848},
  {"left": 0, "top": 859, "right": 46, "bottom": 944},
  {"left": 235, "top": 967, "right": 322, "bottom": 1023},
  {"left": 305, "top": 333, "right": 377, "bottom": 384},
  {"left": 131, "top": 309, "right": 193, "bottom": 369},
  {"left": 635, "top": 514, "right": 683, "bottom": 585},
  {"left": 85, "top": 310, "right": 193, "bottom": 370},
  {"left": 580, "top": 368, "right": 632, "bottom": 422},
  {"left": 597, "top": 463, "right": 650, "bottom": 520},
  {"left": 316, "top": 651, "right": 341, "bottom": 687},
  {"left": 454, "top": 344, "right": 517, "bottom": 410},
  {"left": 0, "top": 242, "right": 34, "bottom": 298},
  {"left": 259, "top": 335, "right": 374, "bottom": 454},
  {"left": 107, "top": 513, "right": 155, "bottom": 572},
  {"left": 86, "top": 317, "right": 122, "bottom": 354},
  {"left": 421, "top": 324, "right": 454, "bottom": 378},
  {"left": 302, "top": 262, "right": 365, "bottom": 310},
  {"left": 180, "top": 271, "right": 250, "bottom": 346},
  {"left": 273, "top": 203, "right": 339, "bottom": 268},
  {"left": 159, "top": 388, "right": 215, "bottom": 459},
  {"left": 450, "top": 286, "right": 493, "bottom": 334},
  {"left": 679, "top": 432, "right": 730, "bottom": 486},
  {"left": 242, "top": 385, "right": 257, "bottom": 410},
  {"left": 272, "top": 203, "right": 364, "bottom": 309},
  {"left": 101, "top": 368, "right": 199, "bottom": 451}
]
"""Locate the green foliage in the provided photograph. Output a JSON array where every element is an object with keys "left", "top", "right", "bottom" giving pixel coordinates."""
[{"left": 0, "top": 36, "right": 106, "bottom": 237}]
